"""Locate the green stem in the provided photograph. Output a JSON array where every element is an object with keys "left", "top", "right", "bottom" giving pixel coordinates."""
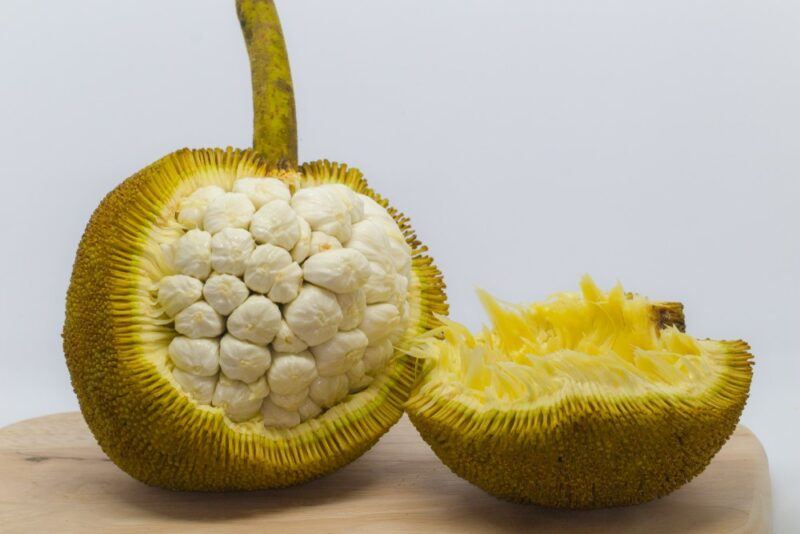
[{"left": 237, "top": 0, "right": 298, "bottom": 168}]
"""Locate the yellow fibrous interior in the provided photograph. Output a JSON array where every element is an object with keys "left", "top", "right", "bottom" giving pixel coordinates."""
[{"left": 412, "top": 276, "right": 719, "bottom": 407}]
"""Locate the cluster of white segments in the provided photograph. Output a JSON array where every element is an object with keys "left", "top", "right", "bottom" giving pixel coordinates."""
[{"left": 157, "top": 177, "right": 413, "bottom": 428}]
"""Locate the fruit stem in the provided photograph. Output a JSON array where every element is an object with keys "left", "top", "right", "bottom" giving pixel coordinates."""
[{"left": 237, "top": 0, "right": 298, "bottom": 169}]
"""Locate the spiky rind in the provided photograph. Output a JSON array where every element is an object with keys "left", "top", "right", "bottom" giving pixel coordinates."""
[
  {"left": 407, "top": 341, "right": 752, "bottom": 508},
  {"left": 63, "top": 147, "right": 447, "bottom": 490}
]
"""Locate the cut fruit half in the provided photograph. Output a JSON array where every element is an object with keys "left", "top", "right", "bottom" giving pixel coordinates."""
[
  {"left": 406, "top": 276, "right": 752, "bottom": 508},
  {"left": 64, "top": 148, "right": 446, "bottom": 490}
]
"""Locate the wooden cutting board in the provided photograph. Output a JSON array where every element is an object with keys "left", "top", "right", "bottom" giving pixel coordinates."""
[{"left": 0, "top": 412, "right": 771, "bottom": 533}]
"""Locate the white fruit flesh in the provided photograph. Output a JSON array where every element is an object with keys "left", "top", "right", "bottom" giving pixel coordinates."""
[
  {"left": 268, "top": 352, "right": 317, "bottom": 395},
  {"left": 360, "top": 303, "right": 401, "bottom": 344},
  {"left": 290, "top": 185, "right": 352, "bottom": 242},
  {"left": 347, "top": 361, "right": 373, "bottom": 391},
  {"left": 250, "top": 200, "right": 301, "bottom": 249},
  {"left": 309, "top": 374, "right": 349, "bottom": 408},
  {"left": 272, "top": 320, "right": 308, "bottom": 353},
  {"left": 363, "top": 338, "right": 392, "bottom": 375},
  {"left": 174, "top": 302, "right": 225, "bottom": 339},
  {"left": 174, "top": 230, "right": 212, "bottom": 280},
  {"left": 336, "top": 289, "right": 367, "bottom": 331},
  {"left": 309, "top": 231, "right": 342, "bottom": 255},
  {"left": 267, "top": 262, "right": 303, "bottom": 303},
  {"left": 158, "top": 275, "right": 203, "bottom": 317},
  {"left": 270, "top": 388, "right": 309, "bottom": 411},
  {"left": 244, "top": 244, "right": 292, "bottom": 294},
  {"left": 283, "top": 284, "right": 343, "bottom": 346},
  {"left": 363, "top": 261, "right": 395, "bottom": 304},
  {"left": 168, "top": 336, "right": 220, "bottom": 376},
  {"left": 172, "top": 368, "right": 217, "bottom": 404},
  {"left": 203, "top": 193, "right": 255, "bottom": 234},
  {"left": 159, "top": 178, "right": 412, "bottom": 429},
  {"left": 177, "top": 185, "right": 225, "bottom": 229},
  {"left": 219, "top": 334, "right": 271, "bottom": 384},
  {"left": 311, "top": 329, "right": 368, "bottom": 377},
  {"left": 297, "top": 398, "right": 322, "bottom": 421},
  {"left": 227, "top": 295, "right": 281, "bottom": 345},
  {"left": 212, "top": 375, "right": 269, "bottom": 422},
  {"left": 302, "top": 249, "right": 371, "bottom": 294},
  {"left": 210, "top": 228, "right": 255, "bottom": 276},
  {"left": 232, "top": 177, "right": 290, "bottom": 208},
  {"left": 203, "top": 274, "right": 249, "bottom": 315},
  {"left": 290, "top": 217, "right": 311, "bottom": 263},
  {"left": 261, "top": 400, "right": 302, "bottom": 428}
]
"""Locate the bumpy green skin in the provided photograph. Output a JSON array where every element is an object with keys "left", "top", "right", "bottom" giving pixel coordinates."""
[
  {"left": 63, "top": 148, "right": 446, "bottom": 490},
  {"left": 407, "top": 342, "right": 752, "bottom": 508}
]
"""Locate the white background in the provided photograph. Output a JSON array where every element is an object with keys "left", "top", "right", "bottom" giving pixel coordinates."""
[{"left": 0, "top": 0, "right": 797, "bottom": 530}]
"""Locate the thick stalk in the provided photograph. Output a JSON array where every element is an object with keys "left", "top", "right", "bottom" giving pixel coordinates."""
[{"left": 237, "top": 0, "right": 298, "bottom": 168}]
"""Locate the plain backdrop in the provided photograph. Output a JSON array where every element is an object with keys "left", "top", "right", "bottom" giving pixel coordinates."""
[{"left": 1, "top": 0, "right": 797, "bottom": 530}]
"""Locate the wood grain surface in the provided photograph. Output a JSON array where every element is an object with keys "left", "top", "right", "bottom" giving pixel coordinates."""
[{"left": 0, "top": 412, "right": 771, "bottom": 533}]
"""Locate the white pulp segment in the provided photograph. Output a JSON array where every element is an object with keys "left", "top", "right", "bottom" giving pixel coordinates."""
[
  {"left": 272, "top": 320, "right": 308, "bottom": 353},
  {"left": 210, "top": 228, "right": 255, "bottom": 276},
  {"left": 270, "top": 388, "right": 309, "bottom": 411},
  {"left": 172, "top": 369, "right": 218, "bottom": 404},
  {"left": 158, "top": 275, "right": 203, "bottom": 317},
  {"left": 268, "top": 262, "right": 303, "bottom": 303},
  {"left": 309, "top": 231, "right": 342, "bottom": 255},
  {"left": 309, "top": 374, "right": 349, "bottom": 408},
  {"left": 290, "top": 185, "right": 353, "bottom": 243},
  {"left": 298, "top": 398, "right": 322, "bottom": 421},
  {"left": 347, "top": 361, "right": 373, "bottom": 391},
  {"left": 310, "top": 329, "right": 368, "bottom": 377},
  {"left": 203, "top": 274, "right": 249, "bottom": 315},
  {"left": 212, "top": 375, "right": 269, "bottom": 422},
  {"left": 244, "top": 244, "right": 292, "bottom": 294},
  {"left": 227, "top": 295, "right": 281, "bottom": 345},
  {"left": 363, "top": 338, "right": 393, "bottom": 375},
  {"left": 174, "top": 230, "right": 212, "bottom": 280},
  {"left": 363, "top": 261, "right": 395, "bottom": 304},
  {"left": 336, "top": 289, "right": 367, "bottom": 331},
  {"left": 219, "top": 334, "right": 272, "bottom": 384},
  {"left": 345, "top": 220, "right": 391, "bottom": 265},
  {"left": 290, "top": 217, "right": 312, "bottom": 263},
  {"left": 168, "top": 336, "right": 220, "bottom": 376},
  {"left": 359, "top": 303, "right": 401, "bottom": 344},
  {"left": 268, "top": 352, "right": 318, "bottom": 395},
  {"left": 203, "top": 192, "right": 255, "bottom": 234},
  {"left": 261, "top": 399, "right": 301, "bottom": 428},
  {"left": 250, "top": 200, "right": 302, "bottom": 250},
  {"left": 232, "top": 177, "right": 291, "bottom": 208},
  {"left": 174, "top": 301, "right": 225, "bottom": 339},
  {"left": 177, "top": 186, "right": 225, "bottom": 229},
  {"left": 302, "top": 248, "right": 371, "bottom": 294},
  {"left": 283, "top": 284, "right": 343, "bottom": 346}
]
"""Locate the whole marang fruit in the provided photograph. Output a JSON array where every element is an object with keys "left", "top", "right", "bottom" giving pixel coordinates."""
[{"left": 63, "top": 0, "right": 446, "bottom": 491}]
